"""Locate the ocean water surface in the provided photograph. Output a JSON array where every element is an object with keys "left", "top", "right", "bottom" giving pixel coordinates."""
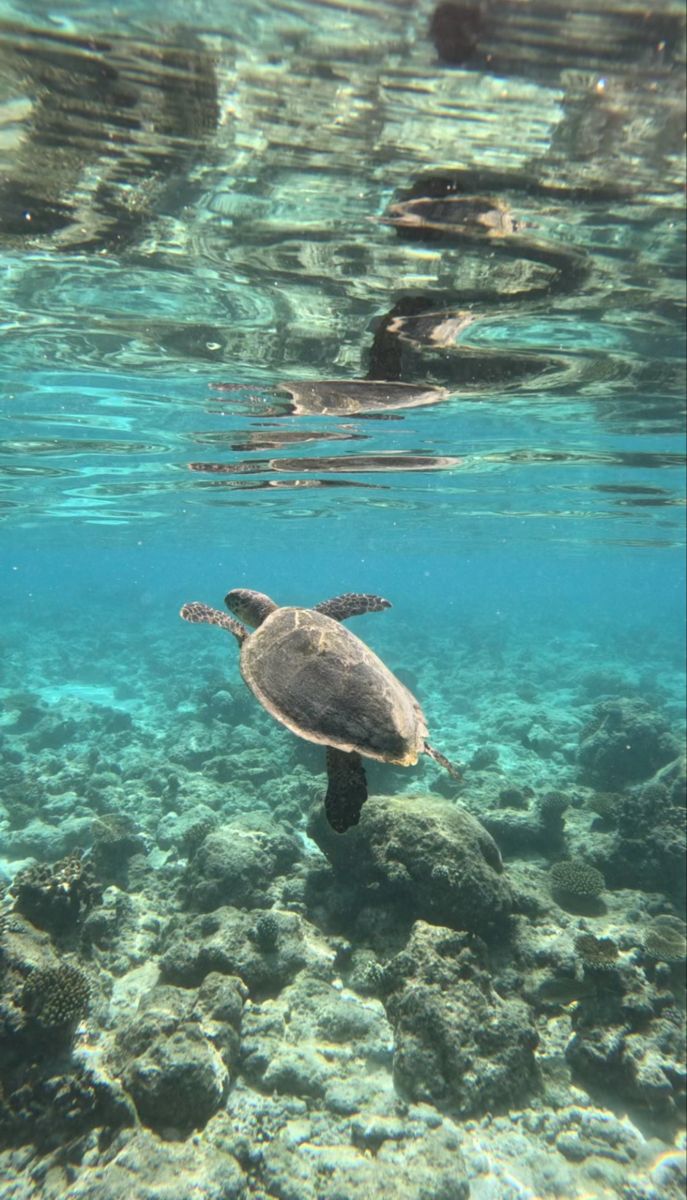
[{"left": 0, "top": 2, "right": 685, "bottom": 1198}]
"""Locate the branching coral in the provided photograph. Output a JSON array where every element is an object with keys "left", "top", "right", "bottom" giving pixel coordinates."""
[
  {"left": 550, "top": 860, "right": 605, "bottom": 899},
  {"left": 21, "top": 963, "right": 91, "bottom": 1030},
  {"left": 10, "top": 852, "right": 102, "bottom": 934}
]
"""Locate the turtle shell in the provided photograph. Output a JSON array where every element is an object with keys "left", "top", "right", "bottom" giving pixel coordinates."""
[{"left": 239, "top": 607, "right": 427, "bottom": 765}]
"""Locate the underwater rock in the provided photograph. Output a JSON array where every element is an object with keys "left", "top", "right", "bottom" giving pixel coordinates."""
[
  {"left": 90, "top": 813, "right": 148, "bottom": 888},
  {"left": 221, "top": 1076, "right": 470, "bottom": 1200},
  {"left": 0, "top": 915, "right": 134, "bottom": 1152},
  {"left": 525, "top": 722, "right": 559, "bottom": 759},
  {"left": 3, "top": 815, "right": 93, "bottom": 862},
  {"left": 257, "top": 1119, "right": 469, "bottom": 1200},
  {"left": 480, "top": 789, "right": 568, "bottom": 856},
  {"left": 156, "top": 803, "right": 219, "bottom": 851},
  {"left": 160, "top": 906, "right": 331, "bottom": 997},
  {"left": 122, "top": 1026, "right": 228, "bottom": 1135},
  {"left": 60, "top": 1129, "right": 246, "bottom": 1200},
  {"left": 382, "top": 921, "right": 539, "bottom": 1116},
  {"left": 586, "top": 757, "right": 686, "bottom": 903},
  {"left": 468, "top": 743, "right": 500, "bottom": 769},
  {"left": 113, "top": 976, "right": 244, "bottom": 1135},
  {"left": 566, "top": 966, "right": 686, "bottom": 1120},
  {"left": 0, "top": 1059, "right": 134, "bottom": 1154},
  {"left": 577, "top": 698, "right": 680, "bottom": 788},
  {"left": 79, "top": 888, "right": 163, "bottom": 976},
  {"left": 182, "top": 815, "right": 303, "bottom": 913},
  {"left": 308, "top": 794, "right": 512, "bottom": 938},
  {"left": 652, "top": 752, "right": 687, "bottom": 807},
  {"left": 241, "top": 972, "right": 392, "bottom": 1103}
]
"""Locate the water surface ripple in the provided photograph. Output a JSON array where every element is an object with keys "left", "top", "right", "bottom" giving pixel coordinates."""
[{"left": 0, "top": 0, "right": 684, "bottom": 546}]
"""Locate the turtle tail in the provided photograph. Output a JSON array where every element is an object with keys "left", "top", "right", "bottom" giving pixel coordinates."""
[
  {"left": 180, "top": 602, "right": 246, "bottom": 643},
  {"left": 424, "top": 743, "right": 463, "bottom": 781}
]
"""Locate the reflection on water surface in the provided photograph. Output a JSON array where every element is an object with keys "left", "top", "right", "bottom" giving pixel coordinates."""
[{"left": 0, "top": 0, "right": 684, "bottom": 542}]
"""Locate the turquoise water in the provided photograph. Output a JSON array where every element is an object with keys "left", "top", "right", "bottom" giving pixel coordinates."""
[{"left": 0, "top": 2, "right": 685, "bottom": 1198}]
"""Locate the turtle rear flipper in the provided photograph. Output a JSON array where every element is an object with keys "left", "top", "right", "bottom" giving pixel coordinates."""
[
  {"left": 180, "top": 602, "right": 246, "bottom": 643},
  {"left": 425, "top": 742, "right": 463, "bottom": 781},
  {"left": 315, "top": 593, "right": 391, "bottom": 622},
  {"left": 325, "top": 747, "right": 368, "bottom": 832}
]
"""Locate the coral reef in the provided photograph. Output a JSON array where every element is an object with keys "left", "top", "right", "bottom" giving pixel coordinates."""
[
  {"left": 574, "top": 932, "right": 619, "bottom": 971},
  {"left": 159, "top": 906, "right": 320, "bottom": 996},
  {"left": 90, "top": 813, "right": 148, "bottom": 887},
  {"left": 113, "top": 977, "right": 243, "bottom": 1135},
  {"left": 182, "top": 816, "right": 303, "bottom": 912},
  {"left": 587, "top": 757, "right": 686, "bottom": 903},
  {"left": 0, "top": 606, "right": 683, "bottom": 1200},
  {"left": 566, "top": 966, "right": 686, "bottom": 1121}
]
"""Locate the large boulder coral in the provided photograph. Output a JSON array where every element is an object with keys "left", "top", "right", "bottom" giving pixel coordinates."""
[
  {"left": 308, "top": 794, "right": 511, "bottom": 938},
  {"left": 381, "top": 921, "right": 539, "bottom": 1116}
]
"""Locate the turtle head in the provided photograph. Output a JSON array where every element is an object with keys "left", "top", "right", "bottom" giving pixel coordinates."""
[{"left": 225, "top": 588, "right": 278, "bottom": 628}]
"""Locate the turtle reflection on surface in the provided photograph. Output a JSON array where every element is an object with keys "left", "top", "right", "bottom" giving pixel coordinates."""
[{"left": 187, "top": 454, "right": 462, "bottom": 475}]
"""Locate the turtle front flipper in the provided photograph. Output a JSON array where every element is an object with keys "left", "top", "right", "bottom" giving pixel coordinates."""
[
  {"left": 180, "top": 602, "right": 246, "bottom": 643},
  {"left": 314, "top": 593, "right": 391, "bottom": 622},
  {"left": 324, "top": 747, "right": 368, "bottom": 833}
]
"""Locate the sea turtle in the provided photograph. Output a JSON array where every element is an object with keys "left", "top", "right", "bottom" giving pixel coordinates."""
[{"left": 180, "top": 588, "right": 461, "bottom": 833}]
